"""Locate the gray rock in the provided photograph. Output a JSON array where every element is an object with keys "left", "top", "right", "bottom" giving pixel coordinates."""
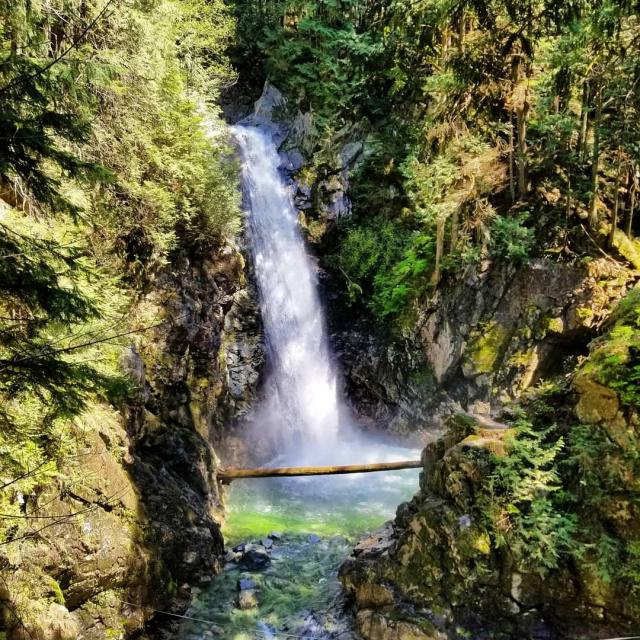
[
  {"left": 261, "top": 537, "right": 273, "bottom": 549},
  {"left": 280, "top": 148, "right": 305, "bottom": 172},
  {"left": 238, "top": 578, "right": 256, "bottom": 591},
  {"left": 182, "top": 551, "right": 197, "bottom": 564},
  {"left": 241, "top": 545, "right": 271, "bottom": 570},
  {"left": 294, "top": 183, "right": 313, "bottom": 210},
  {"left": 268, "top": 531, "right": 283, "bottom": 540},
  {"left": 339, "top": 141, "right": 363, "bottom": 168},
  {"left": 308, "top": 533, "right": 321, "bottom": 544},
  {"left": 253, "top": 81, "right": 286, "bottom": 122}
]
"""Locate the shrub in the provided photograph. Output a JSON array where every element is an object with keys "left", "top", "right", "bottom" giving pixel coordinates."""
[{"left": 489, "top": 214, "right": 535, "bottom": 262}]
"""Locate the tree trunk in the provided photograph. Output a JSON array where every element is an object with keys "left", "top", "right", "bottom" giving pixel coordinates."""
[
  {"left": 431, "top": 215, "right": 446, "bottom": 288},
  {"left": 459, "top": 12, "right": 465, "bottom": 54},
  {"left": 218, "top": 460, "right": 423, "bottom": 483},
  {"left": 608, "top": 154, "right": 624, "bottom": 249},
  {"left": 511, "top": 54, "right": 528, "bottom": 199},
  {"left": 517, "top": 96, "right": 529, "bottom": 198},
  {"left": 450, "top": 206, "right": 459, "bottom": 251},
  {"left": 509, "top": 115, "right": 516, "bottom": 202},
  {"left": 563, "top": 169, "right": 572, "bottom": 252},
  {"left": 579, "top": 81, "right": 590, "bottom": 162},
  {"left": 588, "top": 83, "right": 603, "bottom": 229},
  {"left": 627, "top": 170, "right": 637, "bottom": 238}
]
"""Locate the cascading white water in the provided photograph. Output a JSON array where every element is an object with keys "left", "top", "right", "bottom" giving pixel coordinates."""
[{"left": 233, "top": 125, "right": 341, "bottom": 459}]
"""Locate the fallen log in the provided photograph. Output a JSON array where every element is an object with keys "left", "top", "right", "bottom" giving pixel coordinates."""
[{"left": 217, "top": 460, "right": 423, "bottom": 484}]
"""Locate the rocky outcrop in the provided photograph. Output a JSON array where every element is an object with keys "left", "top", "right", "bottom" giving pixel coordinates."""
[
  {"left": 1, "top": 406, "right": 150, "bottom": 639},
  {"left": 124, "top": 243, "right": 263, "bottom": 591},
  {"left": 339, "top": 418, "right": 611, "bottom": 639},
  {"left": 239, "top": 82, "right": 360, "bottom": 238},
  {"left": 0, "top": 243, "right": 264, "bottom": 639},
  {"left": 333, "top": 322, "right": 446, "bottom": 440},
  {"left": 331, "top": 256, "right": 635, "bottom": 439},
  {"left": 339, "top": 290, "right": 640, "bottom": 640},
  {"left": 339, "top": 416, "right": 529, "bottom": 640},
  {"left": 418, "top": 257, "right": 630, "bottom": 408}
]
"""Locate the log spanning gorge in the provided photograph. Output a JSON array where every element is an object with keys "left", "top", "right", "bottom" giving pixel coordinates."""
[{"left": 177, "top": 126, "right": 422, "bottom": 639}]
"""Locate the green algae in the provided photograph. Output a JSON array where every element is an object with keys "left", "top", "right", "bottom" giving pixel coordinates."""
[{"left": 223, "top": 467, "right": 421, "bottom": 544}]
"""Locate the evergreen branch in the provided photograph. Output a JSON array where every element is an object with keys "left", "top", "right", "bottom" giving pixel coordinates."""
[
  {"left": 0, "top": 487, "right": 131, "bottom": 547},
  {"left": 0, "top": 310, "right": 194, "bottom": 372},
  {"left": 0, "top": 446, "right": 111, "bottom": 491},
  {"left": 0, "top": 0, "right": 120, "bottom": 96},
  {"left": 0, "top": 484, "right": 129, "bottom": 520},
  {"left": 0, "top": 459, "right": 54, "bottom": 491}
]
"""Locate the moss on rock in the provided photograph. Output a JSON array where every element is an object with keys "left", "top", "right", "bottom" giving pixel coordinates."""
[{"left": 462, "top": 322, "right": 509, "bottom": 377}]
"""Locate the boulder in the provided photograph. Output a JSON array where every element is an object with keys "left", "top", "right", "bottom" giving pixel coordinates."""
[{"left": 240, "top": 545, "right": 271, "bottom": 570}]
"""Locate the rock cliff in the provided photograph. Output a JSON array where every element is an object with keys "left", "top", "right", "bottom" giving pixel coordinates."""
[
  {"left": 0, "top": 243, "right": 263, "bottom": 639},
  {"left": 339, "top": 287, "right": 640, "bottom": 638}
]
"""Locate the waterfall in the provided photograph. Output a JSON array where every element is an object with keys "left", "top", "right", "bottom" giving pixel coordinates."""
[{"left": 233, "top": 125, "right": 342, "bottom": 459}]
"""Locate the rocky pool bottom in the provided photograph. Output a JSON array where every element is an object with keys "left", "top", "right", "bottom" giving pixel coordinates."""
[{"left": 177, "top": 445, "right": 421, "bottom": 640}]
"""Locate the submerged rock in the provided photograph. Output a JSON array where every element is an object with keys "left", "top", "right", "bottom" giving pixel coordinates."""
[
  {"left": 224, "top": 550, "right": 239, "bottom": 563},
  {"left": 238, "top": 578, "right": 256, "bottom": 591},
  {"left": 240, "top": 545, "right": 271, "bottom": 570},
  {"left": 237, "top": 589, "right": 258, "bottom": 610}
]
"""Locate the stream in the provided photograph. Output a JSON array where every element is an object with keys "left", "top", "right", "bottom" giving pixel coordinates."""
[{"left": 178, "top": 124, "right": 421, "bottom": 640}]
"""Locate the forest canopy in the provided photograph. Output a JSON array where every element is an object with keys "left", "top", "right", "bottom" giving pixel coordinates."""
[{"left": 231, "top": 0, "right": 640, "bottom": 317}]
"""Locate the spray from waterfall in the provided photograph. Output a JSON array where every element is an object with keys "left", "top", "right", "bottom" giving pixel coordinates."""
[{"left": 233, "top": 125, "right": 345, "bottom": 463}]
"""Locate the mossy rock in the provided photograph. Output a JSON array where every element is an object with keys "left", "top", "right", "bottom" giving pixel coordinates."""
[
  {"left": 462, "top": 322, "right": 509, "bottom": 377},
  {"left": 611, "top": 228, "right": 640, "bottom": 271}
]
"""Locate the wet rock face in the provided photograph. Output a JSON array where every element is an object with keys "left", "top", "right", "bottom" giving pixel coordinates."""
[
  {"left": 240, "top": 81, "right": 359, "bottom": 240},
  {"left": 220, "top": 277, "right": 265, "bottom": 421},
  {"left": 126, "top": 242, "right": 264, "bottom": 587},
  {"left": 0, "top": 242, "right": 264, "bottom": 640},
  {"left": 332, "top": 322, "right": 447, "bottom": 440}
]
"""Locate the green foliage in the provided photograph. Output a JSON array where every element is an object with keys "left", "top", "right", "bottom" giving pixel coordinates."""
[
  {"left": 338, "top": 218, "right": 412, "bottom": 304},
  {"left": 89, "top": 0, "right": 240, "bottom": 272},
  {"left": 371, "top": 233, "right": 435, "bottom": 317},
  {"left": 240, "top": 0, "right": 640, "bottom": 325},
  {"left": 565, "top": 419, "right": 640, "bottom": 602},
  {"left": 259, "top": 3, "right": 384, "bottom": 127},
  {"left": 489, "top": 214, "right": 535, "bottom": 261},
  {"left": 585, "top": 288, "right": 640, "bottom": 410},
  {"left": 478, "top": 418, "right": 579, "bottom": 575},
  {"left": 0, "top": 0, "right": 239, "bottom": 546}
]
